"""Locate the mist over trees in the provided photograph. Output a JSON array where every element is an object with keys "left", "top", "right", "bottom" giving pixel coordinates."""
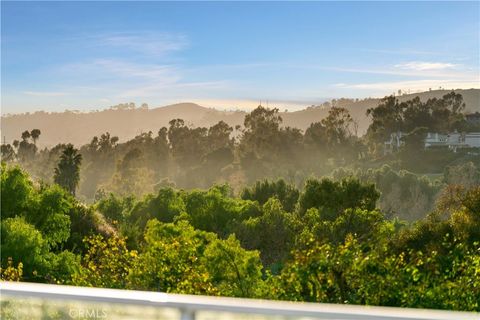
[
  {"left": 1, "top": 92, "right": 480, "bottom": 311},
  {"left": 3, "top": 92, "right": 478, "bottom": 221}
]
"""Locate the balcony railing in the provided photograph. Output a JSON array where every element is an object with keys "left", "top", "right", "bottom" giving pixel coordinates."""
[{"left": 1, "top": 281, "right": 479, "bottom": 320}]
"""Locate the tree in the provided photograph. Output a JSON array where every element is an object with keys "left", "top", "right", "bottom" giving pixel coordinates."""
[
  {"left": 54, "top": 144, "right": 82, "bottom": 196},
  {"left": 128, "top": 220, "right": 218, "bottom": 295},
  {"left": 241, "top": 178, "right": 299, "bottom": 212},
  {"left": 1, "top": 144, "right": 16, "bottom": 162},
  {"left": 401, "top": 127, "right": 428, "bottom": 158},
  {"left": 21, "top": 130, "right": 31, "bottom": 141},
  {"left": 365, "top": 92, "right": 467, "bottom": 152},
  {"left": 184, "top": 185, "right": 249, "bottom": 237},
  {"left": 332, "top": 166, "right": 441, "bottom": 221},
  {"left": 203, "top": 235, "right": 263, "bottom": 297},
  {"left": 168, "top": 119, "right": 208, "bottom": 169},
  {"left": 0, "top": 164, "right": 34, "bottom": 219},
  {"left": 430, "top": 92, "right": 466, "bottom": 132},
  {"left": 444, "top": 162, "right": 480, "bottom": 189},
  {"left": 402, "top": 97, "right": 432, "bottom": 132},
  {"left": 299, "top": 207, "right": 388, "bottom": 245},
  {"left": 30, "top": 129, "right": 41, "bottom": 145},
  {"left": 128, "top": 187, "right": 186, "bottom": 228},
  {"left": 297, "top": 177, "right": 380, "bottom": 219},
  {"left": 72, "top": 235, "right": 137, "bottom": 289},
  {"left": 206, "top": 121, "right": 234, "bottom": 152},
  {"left": 321, "top": 106, "right": 354, "bottom": 146},
  {"left": 1, "top": 217, "right": 49, "bottom": 280},
  {"left": 366, "top": 95, "right": 403, "bottom": 145},
  {"left": 29, "top": 184, "right": 72, "bottom": 249},
  {"left": 239, "top": 106, "right": 303, "bottom": 181},
  {"left": 107, "top": 148, "right": 155, "bottom": 197},
  {"left": 1, "top": 258, "right": 23, "bottom": 281},
  {"left": 17, "top": 130, "right": 37, "bottom": 162},
  {"left": 304, "top": 122, "right": 328, "bottom": 151},
  {"left": 236, "top": 198, "right": 299, "bottom": 267}
]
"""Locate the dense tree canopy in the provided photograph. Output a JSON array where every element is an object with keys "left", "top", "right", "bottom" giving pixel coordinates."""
[
  {"left": 3, "top": 92, "right": 477, "bottom": 208},
  {"left": 1, "top": 163, "right": 479, "bottom": 311},
  {"left": 1, "top": 92, "right": 480, "bottom": 311}
]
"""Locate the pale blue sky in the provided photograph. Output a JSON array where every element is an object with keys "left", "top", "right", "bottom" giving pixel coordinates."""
[{"left": 1, "top": 1, "right": 479, "bottom": 114}]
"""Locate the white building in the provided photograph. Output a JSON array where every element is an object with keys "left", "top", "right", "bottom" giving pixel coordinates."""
[
  {"left": 424, "top": 131, "right": 480, "bottom": 151},
  {"left": 385, "top": 131, "right": 480, "bottom": 154},
  {"left": 424, "top": 132, "right": 448, "bottom": 148},
  {"left": 465, "top": 132, "right": 480, "bottom": 148}
]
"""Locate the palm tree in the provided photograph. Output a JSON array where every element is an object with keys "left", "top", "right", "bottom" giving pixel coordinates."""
[
  {"left": 30, "top": 129, "right": 41, "bottom": 145},
  {"left": 54, "top": 144, "right": 82, "bottom": 196}
]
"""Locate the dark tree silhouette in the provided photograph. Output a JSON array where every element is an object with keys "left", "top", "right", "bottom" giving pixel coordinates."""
[
  {"left": 54, "top": 144, "right": 82, "bottom": 196},
  {"left": 21, "top": 130, "right": 31, "bottom": 141},
  {"left": 1, "top": 144, "right": 16, "bottom": 162},
  {"left": 30, "top": 129, "right": 41, "bottom": 145}
]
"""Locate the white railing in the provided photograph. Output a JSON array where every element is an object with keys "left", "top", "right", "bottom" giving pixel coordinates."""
[{"left": 1, "top": 281, "right": 479, "bottom": 320}]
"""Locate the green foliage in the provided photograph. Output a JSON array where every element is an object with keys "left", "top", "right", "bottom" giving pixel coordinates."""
[
  {"left": 1, "top": 165, "right": 73, "bottom": 248},
  {"left": 299, "top": 207, "right": 389, "bottom": 246},
  {"left": 401, "top": 127, "right": 428, "bottom": 157},
  {"left": 0, "top": 216, "right": 78, "bottom": 283},
  {"left": 2, "top": 149, "right": 480, "bottom": 311},
  {"left": 298, "top": 177, "right": 379, "bottom": 219},
  {"left": 0, "top": 217, "right": 49, "bottom": 279},
  {"left": 396, "top": 186, "right": 480, "bottom": 252},
  {"left": 95, "top": 193, "right": 133, "bottom": 224},
  {"left": 332, "top": 165, "right": 441, "bottom": 220},
  {"left": 270, "top": 236, "right": 479, "bottom": 310},
  {"left": 72, "top": 235, "right": 136, "bottom": 289},
  {"left": 203, "top": 235, "right": 263, "bottom": 297},
  {"left": 128, "top": 219, "right": 264, "bottom": 297},
  {"left": 0, "top": 165, "right": 96, "bottom": 283},
  {"left": 128, "top": 220, "right": 218, "bottom": 294},
  {"left": 1, "top": 164, "right": 34, "bottom": 218},
  {"left": 67, "top": 202, "right": 115, "bottom": 253},
  {"left": 236, "top": 198, "right": 299, "bottom": 267},
  {"left": 241, "top": 178, "right": 299, "bottom": 212},
  {"left": 9, "top": 94, "right": 477, "bottom": 200},
  {"left": 130, "top": 187, "right": 186, "bottom": 226},
  {"left": 184, "top": 185, "right": 250, "bottom": 237},
  {"left": 30, "top": 184, "right": 72, "bottom": 248}
]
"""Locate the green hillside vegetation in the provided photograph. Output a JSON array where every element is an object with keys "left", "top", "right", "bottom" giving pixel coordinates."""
[
  {"left": 2, "top": 91, "right": 480, "bottom": 311},
  {"left": 3, "top": 92, "right": 479, "bottom": 221},
  {"left": 1, "top": 163, "right": 479, "bottom": 310}
]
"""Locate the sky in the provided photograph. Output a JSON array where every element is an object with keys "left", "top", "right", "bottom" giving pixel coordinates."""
[{"left": 1, "top": 1, "right": 479, "bottom": 114}]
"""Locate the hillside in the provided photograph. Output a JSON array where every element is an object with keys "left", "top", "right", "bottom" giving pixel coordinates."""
[{"left": 2, "top": 89, "right": 479, "bottom": 147}]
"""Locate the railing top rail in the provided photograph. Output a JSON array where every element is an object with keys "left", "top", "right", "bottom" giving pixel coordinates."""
[{"left": 1, "top": 281, "right": 478, "bottom": 320}]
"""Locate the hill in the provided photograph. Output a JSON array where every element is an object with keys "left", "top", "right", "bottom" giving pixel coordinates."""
[{"left": 2, "top": 89, "right": 479, "bottom": 147}]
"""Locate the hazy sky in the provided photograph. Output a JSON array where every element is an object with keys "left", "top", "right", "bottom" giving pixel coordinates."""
[{"left": 2, "top": 1, "right": 479, "bottom": 114}]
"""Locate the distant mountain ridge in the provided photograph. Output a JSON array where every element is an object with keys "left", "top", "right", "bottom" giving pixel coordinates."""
[{"left": 2, "top": 89, "right": 479, "bottom": 147}]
